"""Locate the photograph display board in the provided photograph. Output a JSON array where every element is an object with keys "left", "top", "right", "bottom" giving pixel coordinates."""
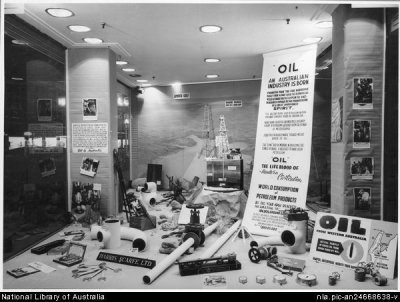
[
  {"left": 310, "top": 212, "right": 398, "bottom": 279},
  {"left": 242, "top": 44, "right": 317, "bottom": 236}
]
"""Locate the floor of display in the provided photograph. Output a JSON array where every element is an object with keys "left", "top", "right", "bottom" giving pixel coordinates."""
[{"left": 3, "top": 202, "right": 397, "bottom": 290}]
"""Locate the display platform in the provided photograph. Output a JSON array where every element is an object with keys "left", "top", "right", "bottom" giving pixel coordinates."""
[{"left": 3, "top": 203, "right": 398, "bottom": 290}]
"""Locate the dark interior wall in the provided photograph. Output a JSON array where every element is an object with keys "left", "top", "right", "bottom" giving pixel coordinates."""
[{"left": 133, "top": 78, "right": 331, "bottom": 192}]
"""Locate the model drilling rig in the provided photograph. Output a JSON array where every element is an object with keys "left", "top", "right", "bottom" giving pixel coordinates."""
[
  {"left": 215, "top": 115, "right": 230, "bottom": 159},
  {"left": 198, "top": 104, "right": 217, "bottom": 159}
]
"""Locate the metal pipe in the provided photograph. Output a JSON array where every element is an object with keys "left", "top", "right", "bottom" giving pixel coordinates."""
[{"left": 143, "top": 221, "right": 220, "bottom": 284}]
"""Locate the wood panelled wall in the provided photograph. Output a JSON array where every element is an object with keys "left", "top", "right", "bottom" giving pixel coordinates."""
[{"left": 67, "top": 48, "right": 118, "bottom": 216}]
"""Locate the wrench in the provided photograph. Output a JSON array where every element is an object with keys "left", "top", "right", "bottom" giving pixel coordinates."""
[
  {"left": 99, "top": 262, "right": 122, "bottom": 273},
  {"left": 97, "top": 270, "right": 106, "bottom": 282},
  {"left": 73, "top": 268, "right": 102, "bottom": 279},
  {"left": 82, "top": 268, "right": 106, "bottom": 281}
]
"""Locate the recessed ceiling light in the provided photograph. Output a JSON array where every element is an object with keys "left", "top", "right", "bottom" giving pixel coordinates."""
[
  {"left": 122, "top": 68, "right": 135, "bottom": 72},
  {"left": 68, "top": 25, "right": 91, "bottom": 32},
  {"left": 302, "top": 37, "right": 323, "bottom": 44},
  {"left": 200, "top": 25, "right": 222, "bottom": 33},
  {"left": 141, "top": 84, "right": 151, "bottom": 87},
  {"left": 83, "top": 37, "right": 103, "bottom": 44},
  {"left": 137, "top": 79, "right": 148, "bottom": 83},
  {"left": 204, "top": 58, "right": 221, "bottom": 63},
  {"left": 316, "top": 21, "right": 333, "bottom": 28},
  {"left": 116, "top": 60, "right": 128, "bottom": 65},
  {"left": 206, "top": 74, "right": 219, "bottom": 79},
  {"left": 11, "top": 77, "right": 24, "bottom": 81},
  {"left": 46, "top": 8, "right": 74, "bottom": 18},
  {"left": 11, "top": 39, "right": 28, "bottom": 45}
]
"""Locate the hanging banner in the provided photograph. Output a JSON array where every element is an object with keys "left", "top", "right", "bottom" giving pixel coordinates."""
[
  {"left": 310, "top": 212, "right": 398, "bottom": 279},
  {"left": 242, "top": 44, "right": 317, "bottom": 236}
]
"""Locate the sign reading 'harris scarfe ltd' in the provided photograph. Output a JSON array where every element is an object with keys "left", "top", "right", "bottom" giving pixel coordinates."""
[
  {"left": 242, "top": 44, "right": 317, "bottom": 237},
  {"left": 97, "top": 252, "right": 156, "bottom": 269}
]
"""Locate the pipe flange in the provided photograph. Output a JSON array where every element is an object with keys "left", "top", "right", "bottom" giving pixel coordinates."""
[
  {"left": 296, "top": 273, "right": 317, "bottom": 287},
  {"left": 199, "top": 232, "right": 206, "bottom": 246},
  {"left": 183, "top": 232, "right": 200, "bottom": 249},
  {"left": 256, "top": 275, "right": 266, "bottom": 285},
  {"left": 273, "top": 275, "right": 287, "bottom": 285},
  {"left": 248, "top": 248, "right": 262, "bottom": 263}
]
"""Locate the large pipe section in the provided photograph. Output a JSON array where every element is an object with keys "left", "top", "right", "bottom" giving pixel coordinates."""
[
  {"left": 143, "top": 221, "right": 220, "bottom": 285},
  {"left": 90, "top": 223, "right": 148, "bottom": 251},
  {"left": 250, "top": 220, "right": 307, "bottom": 254},
  {"left": 200, "top": 220, "right": 242, "bottom": 259}
]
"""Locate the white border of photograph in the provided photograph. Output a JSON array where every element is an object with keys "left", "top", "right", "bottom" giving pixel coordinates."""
[
  {"left": 353, "top": 187, "right": 372, "bottom": 211},
  {"left": 350, "top": 157, "right": 374, "bottom": 180},
  {"left": 37, "top": 99, "right": 52, "bottom": 122},
  {"left": 82, "top": 98, "right": 98, "bottom": 121},
  {"left": 353, "top": 120, "right": 371, "bottom": 149},
  {"left": 80, "top": 157, "right": 100, "bottom": 177},
  {"left": 353, "top": 77, "right": 373, "bottom": 110}
]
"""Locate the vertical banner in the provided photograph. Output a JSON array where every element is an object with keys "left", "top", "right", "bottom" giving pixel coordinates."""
[{"left": 242, "top": 44, "right": 317, "bottom": 236}]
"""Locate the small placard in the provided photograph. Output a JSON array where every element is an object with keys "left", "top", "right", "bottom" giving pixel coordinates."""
[
  {"left": 97, "top": 252, "right": 156, "bottom": 269},
  {"left": 227, "top": 166, "right": 237, "bottom": 171}
]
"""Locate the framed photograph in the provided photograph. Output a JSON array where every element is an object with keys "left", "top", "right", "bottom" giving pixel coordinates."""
[
  {"left": 350, "top": 157, "right": 374, "bottom": 180},
  {"left": 354, "top": 187, "right": 371, "bottom": 211},
  {"left": 38, "top": 158, "right": 56, "bottom": 178},
  {"left": 7, "top": 266, "right": 40, "bottom": 278},
  {"left": 82, "top": 98, "right": 98, "bottom": 120},
  {"left": 353, "top": 120, "right": 371, "bottom": 148},
  {"left": 79, "top": 157, "right": 100, "bottom": 177},
  {"left": 37, "top": 99, "right": 52, "bottom": 121},
  {"left": 53, "top": 242, "right": 87, "bottom": 267},
  {"left": 353, "top": 78, "right": 373, "bottom": 109}
]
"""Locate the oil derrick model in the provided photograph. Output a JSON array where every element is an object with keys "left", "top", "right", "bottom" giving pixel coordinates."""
[
  {"left": 215, "top": 115, "right": 230, "bottom": 158},
  {"left": 198, "top": 104, "right": 216, "bottom": 159}
]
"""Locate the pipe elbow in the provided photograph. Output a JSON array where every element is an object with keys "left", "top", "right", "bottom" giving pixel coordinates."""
[{"left": 120, "top": 227, "right": 148, "bottom": 251}]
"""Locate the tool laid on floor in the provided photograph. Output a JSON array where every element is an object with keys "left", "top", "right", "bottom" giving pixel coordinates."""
[{"left": 71, "top": 261, "right": 122, "bottom": 282}]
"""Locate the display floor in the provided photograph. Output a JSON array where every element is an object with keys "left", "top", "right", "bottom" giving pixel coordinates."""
[{"left": 3, "top": 203, "right": 398, "bottom": 290}]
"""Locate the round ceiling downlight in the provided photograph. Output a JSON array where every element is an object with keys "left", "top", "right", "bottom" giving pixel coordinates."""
[
  {"left": 68, "top": 25, "right": 91, "bottom": 32},
  {"left": 46, "top": 8, "right": 74, "bottom": 18},
  {"left": 122, "top": 68, "right": 136, "bottom": 72},
  {"left": 316, "top": 21, "right": 333, "bottom": 28},
  {"left": 200, "top": 25, "right": 222, "bottom": 33},
  {"left": 83, "top": 37, "right": 103, "bottom": 44},
  {"left": 204, "top": 58, "right": 221, "bottom": 63}
]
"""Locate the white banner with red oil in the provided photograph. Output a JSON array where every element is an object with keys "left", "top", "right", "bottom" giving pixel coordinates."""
[{"left": 243, "top": 44, "right": 317, "bottom": 236}]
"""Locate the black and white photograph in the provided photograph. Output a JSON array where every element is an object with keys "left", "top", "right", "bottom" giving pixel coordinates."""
[
  {"left": 37, "top": 99, "right": 52, "bottom": 121},
  {"left": 353, "top": 77, "right": 373, "bottom": 109},
  {"left": 350, "top": 157, "right": 374, "bottom": 180},
  {"left": 82, "top": 98, "right": 98, "bottom": 120},
  {"left": 38, "top": 157, "right": 56, "bottom": 178},
  {"left": 353, "top": 120, "right": 371, "bottom": 148},
  {"left": 354, "top": 187, "right": 371, "bottom": 211},
  {"left": 80, "top": 157, "right": 100, "bottom": 177},
  {"left": 2, "top": 1, "right": 399, "bottom": 293}
]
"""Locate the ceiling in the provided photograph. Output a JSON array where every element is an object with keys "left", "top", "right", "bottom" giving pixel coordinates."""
[{"left": 16, "top": 2, "right": 336, "bottom": 87}]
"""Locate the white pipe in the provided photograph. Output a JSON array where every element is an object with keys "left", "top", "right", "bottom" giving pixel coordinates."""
[
  {"left": 142, "top": 182, "right": 157, "bottom": 192},
  {"left": 200, "top": 220, "right": 242, "bottom": 259},
  {"left": 97, "top": 219, "right": 121, "bottom": 249},
  {"left": 143, "top": 221, "right": 220, "bottom": 284},
  {"left": 90, "top": 224, "right": 148, "bottom": 251},
  {"left": 120, "top": 227, "right": 148, "bottom": 251},
  {"left": 250, "top": 236, "right": 283, "bottom": 248},
  {"left": 280, "top": 220, "right": 307, "bottom": 254}
]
